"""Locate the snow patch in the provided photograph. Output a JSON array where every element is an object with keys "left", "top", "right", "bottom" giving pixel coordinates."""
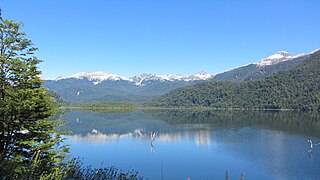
[
  {"left": 255, "top": 51, "right": 292, "bottom": 66},
  {"left": 255, "top": 50, "right": 309, "bottom": 67},
  {"left": 77, "top": 91, "right": 83, "bottom": 96},
  {"left": 309, "top": 48, "right": 320, "bottom": 54},
  {"left": 193, "top": 71, "right": 213, "bottom": 79},
  {"left": 55, "top": 71, "right": 214, "bottom": 86},
  {"left": 266, "top": 51, "right": 290, "bottom": 59},
  {"left": 129, "top": 72, "right": 214, "bottom": 86},
  {"left": 56, "top": 72, "right": 129, "bottom": 84},
  {"left": 93, "top": 81, "right": 99, "bottom": 85},
  {"left": 220, "top": 49, "right": 318, "bottom": 74}
]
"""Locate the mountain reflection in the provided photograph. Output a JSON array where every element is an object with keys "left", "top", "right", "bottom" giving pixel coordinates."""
[
  {"left": 68, "top": 127, "right": 212, "bottom": 146},
  {"left": 61, "top": 109, "right": 320, "bottom": 145},
  {"left": 61, "top": 110, "right": 320, "bottom": 179}
]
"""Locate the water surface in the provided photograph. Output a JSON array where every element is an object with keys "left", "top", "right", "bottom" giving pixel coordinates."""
[{"left": 62, "top": 110, "right": 320, "bottom": 179}]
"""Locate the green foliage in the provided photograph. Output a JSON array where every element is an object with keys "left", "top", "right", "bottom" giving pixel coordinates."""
[
  {"left": 75, "top": 102, "right": 139, "bottom": 108},
  {"left": 143, "top": 109, "right": 320, "bottom": 137},
  {"left": 44, "top": 75, "right": 202, "bottom": 104},
  {"left": 47, "top": 90, "right": 71, "bottom": 107},
  {"left": 68, "top": 159, "right": 143, "bottom": 180},
  {"left": 147, "top": 50, "right": 320, "bottom": 111},
  {"left": 0, "top": 17, "right": 72, "bottom": 178},
  {"left": 71, "top": 102, "right": 140, "bottom": 113}
]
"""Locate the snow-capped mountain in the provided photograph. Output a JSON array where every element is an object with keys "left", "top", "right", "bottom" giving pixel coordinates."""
[
  {"left": 193, "top": 71, "right": 213, "bottom": 80},
  {"left": 54, "top": 71, "right": 214, "bottom": 86},
  {"left": 212, "top": 49, "right": 315, "bottom": 81},
  {"left": 45, "top": 48, "right": 318, "bottom": 103},
  {"left": 45, "top": 71, "right": 213, "bottom": 103},
  {"left": 56, "top": 72, "right": 130, "bottom": 85},
  {"left": 130, "top": 74, "right": 161, "bottom": 86},
  {"left": 255, "top": 51, "right": 306, "bottom": 66},
  {"left": 130, "top": 71, "right": 214, "bottom": 86}
]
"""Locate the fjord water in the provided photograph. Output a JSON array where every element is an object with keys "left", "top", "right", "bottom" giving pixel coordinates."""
[{"left": 61, "top": 110, "right": 320, "bottom": 179}]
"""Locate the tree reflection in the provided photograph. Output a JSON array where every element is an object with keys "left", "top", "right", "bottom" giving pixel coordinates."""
[{"left": 61, "top": 110, "right": 320, "bottom": 145}]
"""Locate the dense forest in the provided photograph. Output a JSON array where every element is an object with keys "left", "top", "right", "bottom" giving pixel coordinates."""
[{"left": 147, "top": 50, "right": 320, "bottom": 111}]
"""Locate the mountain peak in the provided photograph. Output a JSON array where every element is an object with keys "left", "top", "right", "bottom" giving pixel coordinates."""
[
  {"left": 194, "top": 71, "right": 213, "bottom": 79},
  {"left": 255, "top": 51, "right": 294, "bottom": 66},
  {"left": 130, "top": 72, "right": 214, "bottom": 86},
  {"left": 267, "top": 51, "right": 291, "bottom": 59},
  {"left": 130, "top": 73, "right": 162, "bottom": 86},
  {"left": 56, "top": 71, "right": 129, "bottom": 84},
  {"left": 55, "top": 71, "right": 214, "bottom": 86}
]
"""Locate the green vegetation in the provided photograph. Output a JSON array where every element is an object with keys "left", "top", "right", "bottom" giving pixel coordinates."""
[
  {"left": 0, "top": 15, "right": 143, "bottom": 179},
  {"left": 72, "top": 102, "right": 139, "bottom": 108},
  {"left": 47, "top": 90, "right": 71, "bottom": 107},
  {"left": 0, "top": 17, "right": 72, "bottom": 178},
  {"left": 213, "top": 54, "right": 310, "bottom": 82},
  {"left": 44, "top": 77, "right": 199, "bottom": 104},
  {"left": 70, "top": 102, "right": 141, "bottom": 113},
  {"left": 147, "top": 50, "right": 320, "bottom": 111},
  {"left": 143, "top": 109, "right": 320, "bottom": 137},
  {"left": 1, "top": 9, "right": 318, "bottom": 179},
  {"left": 65, "top": 159, "right": 143, "bottom": 180},
  {"left": 68, "top": 102, "right": 218, "bottom": 113},
  {"left": 61, "top": 108, "right": 320, "bottom": 138}
]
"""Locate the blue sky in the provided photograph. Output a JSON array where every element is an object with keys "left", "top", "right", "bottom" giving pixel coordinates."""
[{"left": 2, "top": 0, "right": 320, "bottom": 79}]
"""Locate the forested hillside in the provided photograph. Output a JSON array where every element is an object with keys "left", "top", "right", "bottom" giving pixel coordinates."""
[
  {"left": 45, "top": 50, "right": 314, "bottom": 104},
  {"left": 212, "top": 53, "right": 310, "bottom": 81},
  {"left": 44, "top": 79, "right": 203, "bottom": 104},
  {"left": 147, "top": 50, "right": 320, "bottom": 111}
]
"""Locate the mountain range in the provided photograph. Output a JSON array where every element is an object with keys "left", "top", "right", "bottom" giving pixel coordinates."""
[
  {"left": 54, "top": 71, "right": 213, "bottom": 86},
  {"left": 212, "top": 49, "right": 315, "bottom": 81},
  {"left": 45, "top": 71, "right": 212, "bottom": 103},
  {"left": 147, "top": 49, "right": 320, "bottom": 111},
  {"left": 44, "top": 49, "right": 318, "bottom": 104}
]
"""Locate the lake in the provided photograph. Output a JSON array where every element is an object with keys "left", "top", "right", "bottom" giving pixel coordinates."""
[{"left": 61, "top": 109, "right": 320, "bottom": 179}]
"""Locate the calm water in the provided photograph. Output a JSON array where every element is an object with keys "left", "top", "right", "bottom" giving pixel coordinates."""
[{"left": 61, "top": 110, "right": 320, "bottom": 179}]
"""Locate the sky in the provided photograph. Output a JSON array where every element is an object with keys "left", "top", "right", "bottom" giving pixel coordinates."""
[{"left": 1, "top": 0, "right": 320, "bottom": 79}]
